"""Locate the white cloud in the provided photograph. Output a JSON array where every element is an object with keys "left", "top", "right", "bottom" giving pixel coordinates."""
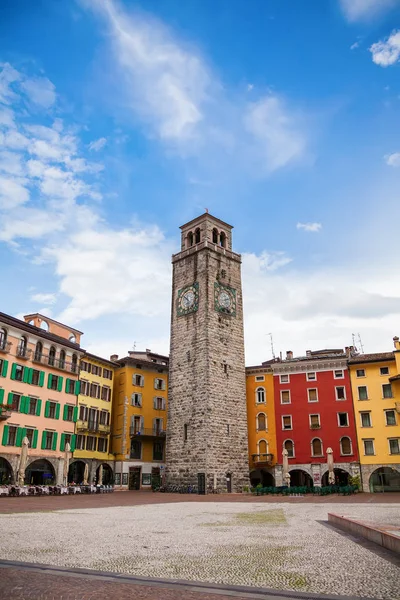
[
  {"left": 244, "top": 95, "right": 306, "bottom": 172},
  {"left": 30, "top": 292, "right": 57, "bottom": 305},
  {"left": 296, "top": 222, "right": 322, "bottom": 233},
  {"left": 20, "top": 76, "right": 57, "bottom": 108},
  {"left": 339, "top": 0, "right": 396, "bottom": 22},
  {"left": 370, "top": 30, "right": 400, "bottom": 67},
  {"left": 88, "top": 137, "right": 107, "bottom": 151},
  {"left": 350, "top": 41, "right": 360, "bottom": 50},
  {"left": 385, "top": 153, "right": 400, "bottom": 167},
  {"left": 0, "top": 151, "right": 24, "bottom": 176},
  {"left": 0, "top": 63, "right": 20, "bottom": 104},
  {"left": 0, "top": 176, "right": 29, "bottom": 210}
]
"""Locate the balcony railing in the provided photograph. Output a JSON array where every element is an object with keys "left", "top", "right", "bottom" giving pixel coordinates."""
[
  {"left": 130, "top": 427, "right": 166, "bottom": 438},
  {"left": 98, "top": 423, "right": 110, "bottom": 434},
  {"left": 16, "top": 347, "right": 32, "bottom": 360},
  {"left": 32, "top": 353, "right": 78, "bottom": 373},
  {"left": 310, "top": 424, "right": 321, "bottom": 429},
  {"left": 0, "top": 405, "right": 12, "bottom": 421},
  {"left": 0, "top": 341, "right": 12, "bottom": 354},
  {"left": 251, "top": 453, "right": 274, "bottom": 466}
]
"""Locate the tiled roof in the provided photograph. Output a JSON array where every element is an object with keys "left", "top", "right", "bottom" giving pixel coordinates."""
[{"left": 348, "top": 352, "right": 395, "bottom": 365}]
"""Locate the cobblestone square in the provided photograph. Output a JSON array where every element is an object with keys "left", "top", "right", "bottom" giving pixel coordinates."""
[{"left": 1, "top": 501, "right": 399, "bottom": 599}]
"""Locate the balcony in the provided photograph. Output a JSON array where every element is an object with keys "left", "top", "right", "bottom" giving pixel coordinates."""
[
  {"left": 0, "top": 405, "right": 12, "bottom": 421},
  {"left": 251, "top": 453, "right": 274, "bottom": 467},
  {"left": 130, "top": 427, "right": 166, "bottom": 438},
  {"left": 16, "top": 347, "right": 33, "bottom": 360},
  {"left": 98, "top": 423, "right": 110, "bottom": 434},
  {"left": 310, "top": 424, "right": 321, "bottom": 430},
  {"left": 0, "top": 341, "right": 12, "bottom": 354},
  {"left": 33, "top": 353, "right": 78, "bottom": 374}
]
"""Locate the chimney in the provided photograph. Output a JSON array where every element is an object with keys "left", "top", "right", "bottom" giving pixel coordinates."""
[
  {"left": 110, "top": 354, "right": 118, "bottom": 361},
  {"left": 393, "top": 336, "right": 399, "bottom": 350},
  {"left": 345, "top": 346, "right": 354, "bottom": 358},
  {"left": 146, "top": 348, "right": 151, "bottom": 353},
  {"left": 286, "top": 350, "right": 293, "bottom": 360},
  {"left": 306, "top": 350, "right": 312, "bottom": 358}
]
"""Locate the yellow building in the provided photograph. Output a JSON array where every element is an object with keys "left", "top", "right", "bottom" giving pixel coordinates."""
[
  {"left": 111, "top": 349, "right": 168, "bottom": 490},
  {"left": 246, "top": 363, "right": 277, "bottom": 487},
  {"left": 70, "top": 352, "right": 116, "bottom": 485},
  {"left": 349, "top": 346, "right": 400, "bottom": 492}
]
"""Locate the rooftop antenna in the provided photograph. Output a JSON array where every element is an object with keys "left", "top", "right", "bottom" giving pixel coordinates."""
[
  {"left": 351, "top": 333, "right": 358, "bottom": 353},
  {"left": 357, "top": 333, "right": 364, "bottom": 354},
  {"left": 133, "top": 341, "right": 137, "bottom": 351},
  {"left": 267, "top": 333, "right": 276, "bottom": 359}
]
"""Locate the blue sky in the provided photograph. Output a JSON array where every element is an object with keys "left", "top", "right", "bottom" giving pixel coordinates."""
[{"left": 0, "top": 0, "right": 399, "bottom": 364}]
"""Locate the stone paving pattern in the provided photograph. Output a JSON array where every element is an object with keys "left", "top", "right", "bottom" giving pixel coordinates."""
[{"left": 0, "top": 501, "right": 399, "bottom": 599}]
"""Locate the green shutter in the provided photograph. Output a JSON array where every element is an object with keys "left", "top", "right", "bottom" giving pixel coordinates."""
[
  {"left": 1, "top": 360, "right": 8, "bottom": 378},
  {"left": 52, "top": 432, "right": 58, "bottom": 451},
  {"left": 7, "top": 392, "right": 13, "bottom": 406},
  {"left": 44, "top": 400, "right": 50, "bottom": 418},
  {"left": 28, "top": 368, "right": 33, "bottom": 384},
  {"left": 47, "top": 374, "right": 52, "bottom": 389},
  {"left": 16, "top": 427, "right": 23, "bottom": 447},
  {"left": 20, "top": 396, "right": 28, "bottom": 414},
  {"left": 55, "top": 403, "right": 60, "bottom": 419},
  {"left": 32, "top": 429, "right": 38, "bottom": 449},
  {"left": 41, "top": 431, "right": 47, "bottom": 450},
  {"left": 75, "top": 381, "right": 81, "bottom": 395},
  {"left": 2, "top": 425, "right": 9, "bottom": 445},
  {"left": 63, "top": 404, "right": 68, "bottom": 420},
  {"left": 11, "top": 363, "right": 17, "bottom": 380},
  {"left": 57, "top": 376, "right": 63, "bottom": 392},
  {"left": 70, "top": 434, "right": 76, "bottom": 452},
  {"left": 65, "top": 378, "right": 70, "bottom": 393},
  {"left": 0, "top": 389, "right": 4, "bottom": 404},
  {"left": 73, "top": 406, "right": 78, "bottom": 422},
  {"left": 36, "top": 399, "right": 42, "bottom": 416},
  {"left": 60, "top": 433, "right": 65, "bottom": 452},
  {"left": 39, "top": 371, "right": 45, "bottom": 387},
  {"left": 23, "top": 368, "right": 29, "bottom": 384}
]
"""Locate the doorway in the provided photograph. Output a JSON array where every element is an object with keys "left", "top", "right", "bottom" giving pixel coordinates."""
[
  {"left": 129, "top": 467, "right": 141, "bottom": 490},
  {"left": 226, "top": 473, "right": 232, "bottom": 493}
]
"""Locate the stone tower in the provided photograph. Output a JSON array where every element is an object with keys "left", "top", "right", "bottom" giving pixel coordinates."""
[{"left": 165, "top": 213, "right": 249, "bottom": 493}]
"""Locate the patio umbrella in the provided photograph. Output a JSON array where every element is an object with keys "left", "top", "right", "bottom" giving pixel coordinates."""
[
  {"left": 63, "top": 442, "right": 71, "bottom": 486},
  {"left": 98, "top": 464, "right": 103, "bottom": 485},
  {"left": 282, "top": 449, "right": 291, "bottom": 487},
  {"left": 327, "top": 447, "right": 335, "bottom": 484},
  {"left": 83, "top": 463, "right": 89, "bottom": 485},
  {"left": 17, "top": 436, "right": 29, "bottom": 486}
]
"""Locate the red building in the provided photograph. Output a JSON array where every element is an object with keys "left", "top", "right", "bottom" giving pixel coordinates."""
[{"left": 271, "top": 349, "right": 360, "bottom": 487}]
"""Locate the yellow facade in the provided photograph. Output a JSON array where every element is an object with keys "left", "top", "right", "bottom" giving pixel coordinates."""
[
  {"left": 349, "top": 347, "right": 400, "bottom": 491},
  {"left": 246, "top": 366, "right": 277, "bottom": 486},
  {"left": 111, "top": 350, "right": 168, "bottom": 489},
  {"left": 74, "top": 353, "right": 115, "bottom": 473}
]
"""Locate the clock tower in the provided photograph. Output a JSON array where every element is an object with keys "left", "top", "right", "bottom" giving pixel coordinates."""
[{"left": 165, "top": 213, "right": 249, "bottom": 492}]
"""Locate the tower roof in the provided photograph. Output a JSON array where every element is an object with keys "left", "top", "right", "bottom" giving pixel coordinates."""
[{"left": 179, "top": 212, "right": 233, "bottom": 231}]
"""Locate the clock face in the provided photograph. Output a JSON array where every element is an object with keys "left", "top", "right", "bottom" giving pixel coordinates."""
[
  {"left": 218, "top": 291, "right": 231, "bottom": 309},
  {"left": 214, "top": 282, "right": 236, "bottom": 316},
  {"left": 177, "top": 283, "right": 199, "bottom": 316}
]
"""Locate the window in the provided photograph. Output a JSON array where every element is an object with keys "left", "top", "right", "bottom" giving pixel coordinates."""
[
  {"left": 307, "top": 372, "right": 316, "bottom": 381},
  {"left": 91, "top": 364, "right": 101, "bottom": 376},
  {"left": 153, "top": 397, "right": 165, "bottom": 410},
  {"left": 31, "top": 369, "right": 41, "bottom": 386},
  {"left": 334, "top": 369, "right": 344, "bottom": 379},
  {"left": 64, "top": 405, "right": 74, "bottom": 422},
  {"left": 256, "top": 387, "right": 266, "bottom": 403},
  {"left": 187, "top": 231, "right": 193, "bottom": 247},
  {"left": 310, "top": 414, "right": 320, "bottom": 429},
  {"left": 13, "top": 364, "right": 24, "bottom": 382},
  {"left": 360, "top": 412, "right": 372, "bottom": 427},
  {"left": 25, "top": 428, "right": 35, "bottom": 447},
  {"left": 5, "top": 425, "right": 17, "bottom": 445},
  {"left": 385, "top": 410, "right": 397, "bottom": 426},
  {"left": 282, "top": 415, "right": 292, "bottom": 430},
  {"left": 212, "top": 228, "right": 218, "bottom": 243},
  {"left": 97, "top": 437, "right": 108, "bottom": 453},
  {"left": 195, "top": 227, "right": 200, "bottom": 243},
  {"left": 363, "top": 439, "right": 375, "bottom": 455},
  {"left": 86, "top": 436, "right": 96, "bottom": 451},
  {"left": 76, "top": 434, "right": 85, "bottom": 450},
  {"left": 257, "top": 413, "right": 267, "bottom": 431},
  {"left": 358, "top": 386, "right": 368, "bottom": 400},
  {"left": 133, "top": 374, "right": 144, "bottom": 387},
  {"left": 255, "top": 375, "right": 265, "bottom": 382},
  {"left": 219, "top": 231, "right": 226, "bottom": 247},
  {"left": 80, "top": 380, "right": 89, "bottom": 396},
  {"left": 0, "top": 358, "right": 7, "bottom": 378},
  {"left": 340, "top": 436, "right": 352, "bottom": 455},
  {"left": 48, "top": 346, "right": 56, "bottom": 367},
  {"left": 131, "top": 393, "right": 142, "bottom": 407},
  {"left": 17, "top": 336, "right": 28, "bottom": 358},
  {"left": 34, "top": 342, "right": 43, "bottom": 362},
  {"left": 80, "top": 360, "right": 89, "bottom": 372},
  {"left": 99, "top": 410, "right": 109, "bottom": 425},
  {"left": 338, "top": 412, "right": 349, "bottom": 427},
  {"left": 103, "top": 368, "right": 113, "bottom": 380},
  {"left": 335, "top": 386, "right": 346, "bottom": 401},
  {"left": 0, "top": 328, "right": 7, "bottom": 350},
  {"left": 48, "top": 374, "right": 61, "bottom": 391},
  {"left": 153, "top": 442, "right": 163, "bottom": 461},
  {"left": 101, "top": 386, "right": 111, "bottom": 402},
  {"left": 66, "top": 379, "right": 75, "bottom": 394},
  {"left": 153, "top": 418, "right": 163, "bottom": 434},
  {"left": 382, "top": 384, "right": 393, "bottom": 399},
  {"left": 44, "top": 431, "right": 54, "bottom": 450},
  {"left": 154, "top": 378, "right": 165, "bottom": 391},
  {"left": 28, "top": 397, "right": 38, "bottom": 415},
  {"left": 184, "top": 424, "right": 188, "bottom": 441},
  {"left": 308, "top": 388, "right": 318, "bottom": 403},
  {"left": 71, "top": 354, "right": 78, "bottom": 374},
  {"left": 279, "top": 374, "right": 289, "bottom": 384},
  {"left": 258, "top": 439, "right": 268, "bottom": 455},
  {"left": 380, "top": 367, "right": 389, "bottom": 376},
  {"left": 281, "top": 390, "right": 290, "bottom": 404},
  {"left": 90, "top": 383, "right": 100, "bottom": 399},
  {"left": 389, "top": 439, "right": 400, "bottom": 455},
  {"left": 9, "top": 393, "right": 21, "bottom": 411},
  {"left": 130, "top": 440, "right": 141, "bottom": 459},
  {"left": 48, "top": 402, "right": 57, "bottom": 419},
  {"left": 284, "top": 439, "right": 294, "bottom": 458},
  {"left": 311, "top": 438, "right": 323, "bottom": 456},
  {"left": 79, "top": 405, "right": 88, "bottom": 421},
  {"left": 59, "top": 350, "right": 66, "bottom": 369},
  {"left": 356, "top": 369, "right": 365, "bottom": 378}
]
